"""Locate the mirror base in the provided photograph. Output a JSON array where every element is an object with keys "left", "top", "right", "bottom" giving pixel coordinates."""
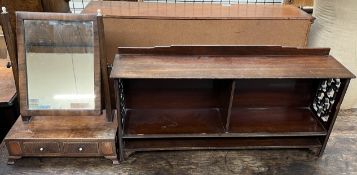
[{"left": 21, "top": 115, "right": 32, "bottom": 123}]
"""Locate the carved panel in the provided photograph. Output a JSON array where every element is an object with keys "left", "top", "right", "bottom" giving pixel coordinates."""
[
  {"left": 312, "top": 78, "right": 341, "bottom": 122},
  {"left": 119, "top": 79, "right": 126, "bottom": 128}
]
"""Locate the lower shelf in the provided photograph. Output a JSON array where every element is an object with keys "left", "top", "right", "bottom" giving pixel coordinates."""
[
  {"left": 124, "top": 137, "right": 322, "bottom": 151},
  {"left": 229, "top": 108, "right": 326, "bottom": 135},
  {"left": 123, "top": 108, "right": 326, "bottom": 138},
  {"left": 124, "top": 108, "right": 225, "bottom": 135}
]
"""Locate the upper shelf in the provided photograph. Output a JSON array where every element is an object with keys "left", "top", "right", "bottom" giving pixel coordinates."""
[
  {"left": 110, "top": 46, "right": 355, "bottom": 79},
  {"left": 83, "top": 1, "right": 312, "bottom": 20}
]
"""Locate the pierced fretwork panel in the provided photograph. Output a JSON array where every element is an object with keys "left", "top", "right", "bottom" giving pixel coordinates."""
[
  {"left": 118, "top": 79, "right": 126, "bottom": 128},
  {"left": 312, "top": 79, "right": 341, "bottom": 123}
]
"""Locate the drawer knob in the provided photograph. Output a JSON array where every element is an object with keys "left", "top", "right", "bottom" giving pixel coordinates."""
[
  {"left": 39, "top": 147, "right": 44, "bottom": 151},
  {"left": 78, "top": 147, "right": 83, "bottom": 152}
]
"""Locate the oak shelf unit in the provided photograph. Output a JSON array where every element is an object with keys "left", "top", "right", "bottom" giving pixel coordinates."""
[{"left": 110, "top": 46, "right": 355, "bottom": 162}]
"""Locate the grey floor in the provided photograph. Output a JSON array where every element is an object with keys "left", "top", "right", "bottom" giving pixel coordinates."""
[{"left": 0, "top": 110, "right": 356, "bottom": 175}]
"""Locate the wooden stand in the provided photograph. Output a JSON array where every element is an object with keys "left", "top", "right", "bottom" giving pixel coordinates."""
[
  {"left": 3, "top": 12, "right": 117, "bottom": 164},
  {"left": 4, "top": 110, "right": 118, "bottom": 164},
  {"left": 110, "top": 46, "right": 355, "bottom": 162}
]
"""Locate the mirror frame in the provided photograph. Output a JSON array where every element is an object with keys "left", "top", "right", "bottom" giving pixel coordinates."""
[{"left": 17, "top": 12, "right": 101, "bottom": 117}]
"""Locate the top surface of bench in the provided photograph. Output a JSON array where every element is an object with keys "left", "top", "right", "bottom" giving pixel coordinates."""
[{"left": 110, "top": 46, "right": 355, "bottom": 79}]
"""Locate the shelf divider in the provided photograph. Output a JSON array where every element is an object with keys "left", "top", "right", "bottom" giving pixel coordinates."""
[{"left": 219, "top": 80, "right": 235, "bottom": 132}]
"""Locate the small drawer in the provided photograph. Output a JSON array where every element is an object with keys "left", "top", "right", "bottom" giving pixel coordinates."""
[
  {"left": 23, "top": 142, "right": 60, "bottom": 154},
  {"left": 63, "top": 142, "right": 99, "bottom": 154}
]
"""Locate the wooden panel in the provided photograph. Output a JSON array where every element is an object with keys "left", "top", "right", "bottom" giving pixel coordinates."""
[
  {"left": 111, "top": 54, "right": 355, "bottom": 80},
  {"left": 1, "top": 11, "right": 19, "bottom": 92},
  {"left": 41, "top": 0, "right": 71, "bottom": 13},
  {"left": 124, "top": 137, "right": 322, "bottom": 150},
  {"left": 83, "top": 2, "right": 312, "bottom": 20},
  {"left": 125, "top": 79, "right": 219, "bottom": 109},
  {"left": 229, "top": 108, "right": 326, "bottom": 134},
  {"left": 100, "top": 142, "right": 114, "bottom": 155},
  {"left": 117, "top": 45, "right": 330, "bottom": 56},
  {"left": 83, "top": 2, "right": 313, "bottom": 62},
  {"left": 125, "top": 109, "right": 224, "bottom": 135},
  {"left": 23, "top": 142, "right": 60, "bottom": 154},
  {"left": 288, "top": 0, "right": 314, "bottom": 7},
  {"left": 63, "top": 142, "right": 99, "bottom": 154},
  {"left": 82, "top": 1, "right": 312, "bottom": 64},
  {"left": 104, "top": 19, "right": 312, "bottom": 63},
  {"left": 7, "top": 141, "right": 22, "bottom": 155},
  {"left": 233, "top": 79, "right": 317, "bottom": 107},
  {"left": 0, "top": 0, "right": 43, "bottom": 28},
  {"left": 0, "top": 29, "right": 7, "bottom": 58},
  {"left": 0, "top": 59, "right": 16, "bottom": 104}
]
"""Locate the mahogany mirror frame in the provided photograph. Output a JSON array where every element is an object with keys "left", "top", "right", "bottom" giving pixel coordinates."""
[{"left": 16, "top": 12, "right": 101, "bottom": 120}]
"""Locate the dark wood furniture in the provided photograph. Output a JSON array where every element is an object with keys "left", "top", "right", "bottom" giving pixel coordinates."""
[
  {"left": 110, "top": 45, "right": 355, "bottom": 162},
  {"left": 5, "top": 111, "right": 118, "bottom": 164},
  {"left": 4, "top": 12, "right": 117, "bottom": 164}
]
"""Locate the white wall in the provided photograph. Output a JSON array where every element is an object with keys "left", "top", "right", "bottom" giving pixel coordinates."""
[{"left": 308, "top": 0, "right": 357, "bottom": 109}]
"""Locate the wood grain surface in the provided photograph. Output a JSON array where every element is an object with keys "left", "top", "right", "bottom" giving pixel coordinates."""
[
  {"left": 0, "top": 0, "right": 43, "bottom": 29},
  {"left": 5, "top": 110, "right": 116, "bottom": 139},
  {"left": 0, "top": 59, "right": 16, "bottom": 104},
  {"left": 112, "top": 55, "right": 355, "bottom": 79},
  {"left": 229, "top": 108, "right": 325, "bottom": 134},
  {"left": 82, "top": 3, "right": 313, "bottom": 66},
  {"left": 0, "top": 110, "right": 356, "bottom": 174},
  {"left": 83, "top": 1, "right": 312, "bottom": 20},
  {"left": 0, "top": 11, "right": 19, "bottom": 93},
  {"left": 125, "top": 108, "right": 224, "bottom": 135}
]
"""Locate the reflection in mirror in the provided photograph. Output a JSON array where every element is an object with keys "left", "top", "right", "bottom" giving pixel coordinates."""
[{"left": 24, "top": 20, "right": 95, "bottom": 110}]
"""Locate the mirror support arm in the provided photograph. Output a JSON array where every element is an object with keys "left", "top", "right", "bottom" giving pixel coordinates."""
[{"left": 98, "top": 9, "right": 114, "bottom": 122}]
